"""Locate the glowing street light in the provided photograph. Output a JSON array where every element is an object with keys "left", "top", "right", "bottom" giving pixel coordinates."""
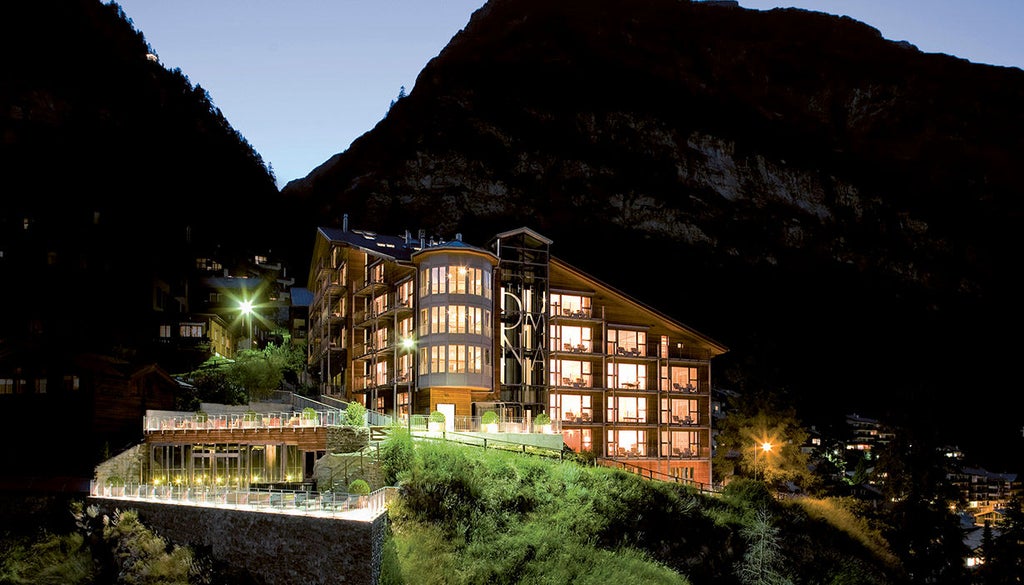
[
  {"left": 396, "top": 336, "right": 416, "bottom": 432},
  {"left": 754, "top": 441, "right": 774, "bottom": 481},
  {"left": 239, "top": 299, "right": 253, "bottom": 350}
]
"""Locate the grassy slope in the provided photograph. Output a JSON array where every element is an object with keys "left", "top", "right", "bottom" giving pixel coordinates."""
[{"left": 380, "top": 440, "right": 900, "bottom": 585}]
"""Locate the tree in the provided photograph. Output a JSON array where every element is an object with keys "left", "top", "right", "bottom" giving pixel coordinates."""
[
  {"left": 177, "top": 342, "right": 308, "bottom": 405},
  {"left": 872, "top": 425, "right": 969, "bottom": 585},
  {"left": 735, "top": 506, "right": 794, "bottom": 585},
  {"left": 344, "top": 401, "right": 367, "bottom": 426},
  {"left": 388, "top": 85, "right": 407, "bottom": 111},
  {"left": 712, "top": 399, "right": 817, "bottom": 493},
  {"left": 983, "top": 494, "right": 1024, "bottom": 584}
]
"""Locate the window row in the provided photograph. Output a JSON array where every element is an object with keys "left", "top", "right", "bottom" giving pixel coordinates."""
[
  {"left": 1, "top": 376, "right": 78, "bottom": 394},
  {"left": 550, "top": 326, "right": 649, "bottom": 356},
  {"left": 418, "top": 344, "right": 491, "bottom": 374},
  {"left": 550, "top": 293, "right": 592, "bottom": 318},
  {"left": 419, "top": 306, "right": 492, "bottom": 336},
  {"left": 549, "top": 394, "right": 699, "bottom": 424},
  {"left": 420, "top": 266, "right": 492, "bottom": 298},
  {"left": 562, "top": 430, "right": 703, "bottom": 458},
  {"left": 548, "top": 359, "right": 700, "bottom": 391}
]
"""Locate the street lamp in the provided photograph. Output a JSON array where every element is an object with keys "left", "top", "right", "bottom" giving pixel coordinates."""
[
  {"left": 755, "top": 441, "right": 773, "bottom": 481},
  {"left": 239, "top": 299, "right": 253, "bottom": 350},
  {"left": 396, "top": 336, "right": 415, "bottom": 431}
]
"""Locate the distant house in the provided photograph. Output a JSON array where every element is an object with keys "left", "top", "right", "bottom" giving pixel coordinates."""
[
  {"left": 951, "top": 466, "right": 1021, "bottom": 526},
  {"left": 844, "top": 412, "right": 894, "bottom": 452},
  {"left": 0, "top": 351, "right": 178, "bottom": 487}
]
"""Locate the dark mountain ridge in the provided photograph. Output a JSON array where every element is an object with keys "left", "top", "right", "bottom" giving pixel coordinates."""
[
  {"left": 1, "top": 0, "right": 292, "bottom": 356},
  {"left": 283, "top": 0, "right": 1024, "bottom": 469}
]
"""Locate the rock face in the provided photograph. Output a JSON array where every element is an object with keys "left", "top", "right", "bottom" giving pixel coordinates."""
[{"left": 282, "top": 0, "right": 1024, "bottom": 465}]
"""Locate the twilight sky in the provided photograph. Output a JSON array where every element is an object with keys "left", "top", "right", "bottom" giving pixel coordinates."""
[{"left": 110, "top": 0, "right": 1023, "bottom": 189}]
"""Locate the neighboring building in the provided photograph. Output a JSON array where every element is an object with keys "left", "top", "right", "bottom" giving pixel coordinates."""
[
  {"left": 289, "top": 287, "right": 312, "bottom": 350},
  {"left": 951, "top": 466, "right": 1021, "bottom": 526},
  {"left": 843, "top": 412, "right": 894, "bottom": 453},
  {"left": 0, "top": 352, "right": 178, "bottom": 486},
  {"left": 306, "top": 221, "right": 728, "bottom": 486}
]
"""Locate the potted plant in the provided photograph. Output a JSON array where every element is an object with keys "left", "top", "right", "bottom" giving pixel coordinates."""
[
  {"left": 535, "top": 412, "right": 552, "bottom": 433},
  {"left": 193, "top": 410, "right": 208, "bottom": 429},
  {"left": 106, "top": 475, "right": 125, "bottom": 497},
  {"left": 348, "top": 478, "right": 371, "bottom": 508},
  {"left": 301, "top": 407, "right": 318, "bottom": 426},
  {"left": 428, "top": 410, "right": 445, "bottom": 432},
  {"left": 481, "top": 410, "right": 499, "bottom": 433},
  {"left": 243, "top": 409, "right": 259, "bottom": 428}
]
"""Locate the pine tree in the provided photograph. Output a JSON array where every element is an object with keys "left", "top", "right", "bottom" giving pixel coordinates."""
[{"left": 736, "top": 506, "right": 794, "bottom": 585}]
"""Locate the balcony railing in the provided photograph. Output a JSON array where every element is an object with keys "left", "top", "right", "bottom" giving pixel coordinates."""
[
  {"left": 144, "top": 409, "right": 346, "bottom": 432},
  {"left": 90, "top": 483, "right": 397, "bottom": 520}
]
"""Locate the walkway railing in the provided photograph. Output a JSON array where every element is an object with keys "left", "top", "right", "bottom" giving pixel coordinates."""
[{"left": 90, "top": 482, "right": 398, "bottom": 520}]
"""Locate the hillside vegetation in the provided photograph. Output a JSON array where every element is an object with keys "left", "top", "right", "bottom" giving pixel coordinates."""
[{"left": 381, "top": 436, "right": 899, "bottom": 585}]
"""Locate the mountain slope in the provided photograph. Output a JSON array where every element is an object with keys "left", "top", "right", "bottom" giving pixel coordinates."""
[
  {"left": 282, "top": 0, "right": 1024, "bottom": 467},
  {"left": 1, "top": 0, "right": 291, "bottom": 355}
]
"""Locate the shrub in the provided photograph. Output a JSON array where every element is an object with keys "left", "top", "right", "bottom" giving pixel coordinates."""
[
  {"left": 481, "top": 411, "right": 498, "bottom": 425},
  {"left": 106, "top": 475, "right": 124, "bottom": 487},
  {"left": 302, "top": 407, "right": 317, "bottom": 420},
  {"left": 534, "top": 412, "right": 551, "bottom": 425},
  {"left": 243, "top": 409, "right": 258, "bottom": 422},
  {"left": 194, "top": 410, "right": 208, "bottom": 423},
  {"left": 344, "top": 401, "right": 366, "bottom": 426},
  {"left": 348, "top": 479, "right": 371, "bottom": 495},
  {"left": 379, "top": 425, "right": 415, "bottom": 485},
  {"left": 429, "top": 410, "right": 445, "bottom": 423}
]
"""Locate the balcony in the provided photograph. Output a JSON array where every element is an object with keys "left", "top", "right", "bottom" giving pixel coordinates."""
[
  {"left": 553, "top": 307, "right": 593, "bottom": 319},
  {"left": 666, "top": 414, "right": 702, "bottom": 426},
  {"left": 353, "top": 277, "right": 388, "bottom": 297},
  {"left": 611, "top": 346, "right": 648, "bottom": 358},
  {"left": 557, "top": 376, "right": 592, "bottom": 389},
  {"left": 559, "top": 411, "right": 595, "bottom": 425},
  {"left": 669, "top": 382, "right": 705, "bottom": 394}
]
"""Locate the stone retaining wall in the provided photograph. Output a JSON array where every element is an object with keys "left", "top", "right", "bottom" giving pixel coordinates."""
[{"left": 87, "top": 497, "right": 386, "bottom": 585}]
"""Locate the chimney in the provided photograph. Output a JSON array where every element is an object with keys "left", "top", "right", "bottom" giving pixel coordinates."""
[
  {"left": 405, "top": 230, "right": 411, "bottom": 244},
  {"left": 456, "top": 233, "right": 462, "bottom": 242},
  {"left": 343, "top": 214, "right": 348, "bottom": 232},
  {"left": 418, "top": 229, "right": 425, "bottom": 248}
]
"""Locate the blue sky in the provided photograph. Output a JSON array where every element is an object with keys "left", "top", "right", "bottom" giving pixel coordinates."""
[{"left": 110, "top": 0, "right": 1023, "bottom": 189}]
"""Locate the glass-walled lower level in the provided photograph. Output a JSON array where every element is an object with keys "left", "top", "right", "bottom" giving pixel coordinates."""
[{"left": 147, "top": 443, "right": 305, "bottom": 489}]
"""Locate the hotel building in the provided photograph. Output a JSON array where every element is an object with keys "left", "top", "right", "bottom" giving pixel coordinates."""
[{"left": 307, "top": 220, "right": 727, "bottom": 485}]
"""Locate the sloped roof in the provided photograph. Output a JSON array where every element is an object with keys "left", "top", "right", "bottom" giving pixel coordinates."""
[{"left": 317, "top": 227, "right": 421, "bottom": 262}]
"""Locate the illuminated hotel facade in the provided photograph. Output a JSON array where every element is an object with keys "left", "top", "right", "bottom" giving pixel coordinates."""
[{"left": 307, "top": 221, "right": 727, "bottom": 485}]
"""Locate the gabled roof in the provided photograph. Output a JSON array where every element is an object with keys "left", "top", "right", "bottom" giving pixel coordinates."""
[
  {"left": 550, "top": 256, "right": 728, "bottom": 356},
  {"left": 316, "top": 226, "right": 421, "bottom": 262},
  {"left": 492, "top": 226, "right": 554, "bottom": 245},
  {"left": 290, "top": 287, "right": 313, "bottom": 306}
]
